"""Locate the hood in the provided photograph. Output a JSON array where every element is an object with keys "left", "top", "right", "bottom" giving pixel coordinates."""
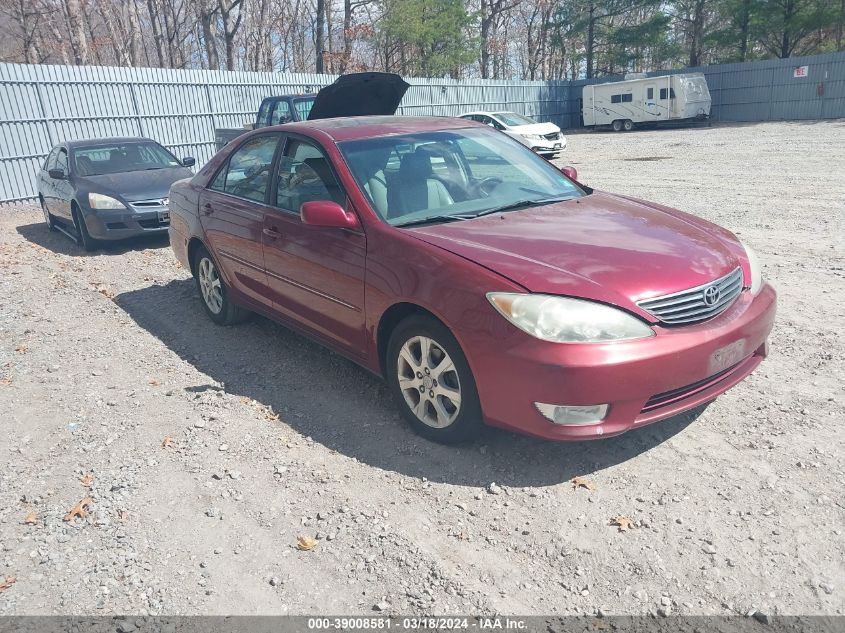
[
  {"left": 78, "top": 167, "right": 193, "bottom": 202},
  {"left": 408, "top": 192, "right": 744, "bottom": 315},
  {"left": 507, "top": 122, "right": 561, "bottom": 135},
  {"left": 307, "top": 72, "right": 410, "bottom": 120}
]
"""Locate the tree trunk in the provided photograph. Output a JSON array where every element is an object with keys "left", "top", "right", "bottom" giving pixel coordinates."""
[
  {"left": 145, "top": 0, "right": 166, "bottom": 66},
  {"left": 738, "top": 0, "right": 750, "bottom": 61},
  {"left": 340, "top": 0, "right": 353, "bottom": 72},
  {"left": 64, "top": 0, "right": 89, "bottom": 64},
  {"left": 315, "top": 0, "right": 325, "bottom": 72},
  {"left": 586, "top": 2, "right": 595, "bottom": 79}
]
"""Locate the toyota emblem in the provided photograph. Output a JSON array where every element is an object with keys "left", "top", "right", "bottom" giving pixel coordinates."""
[{"left": 703, "top": 285, "right": 720, "bottom": 306}]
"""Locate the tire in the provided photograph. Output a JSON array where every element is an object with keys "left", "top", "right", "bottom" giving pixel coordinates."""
[
  {"left": 40, "top": 198, "right": 56, "bottom": 231},
  {"left": 192, "top": 245, "right": 250, "bottom": 325},
  {"left": 72, "top": 206, "right": 97, "bottom": 251},
  {"left": 611, "top": 119, "right": 623, "bottom": 132},
  {"left": 623, "top": 119, "right": 634, "bottom": 132},
  {"left": 386, "top": 315, "right": 483, "bottom": 444}
]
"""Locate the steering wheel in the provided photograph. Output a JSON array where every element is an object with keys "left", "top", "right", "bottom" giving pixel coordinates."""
[{"left": 474, "top": 177, "right": 503, "bottom": 198}]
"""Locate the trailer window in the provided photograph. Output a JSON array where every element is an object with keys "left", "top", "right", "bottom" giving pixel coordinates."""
[
  {"left": 659, "top": 88, "right": 676, "bottom": 100},
  {"left": 621, "top": 94, "right": 632, "bottom": 102},
  {"left": 647, "top": 88, "right": 654, "bottom": 99},
  {"left": 611, "top": 94, "right": 621, "bottom": 104}
]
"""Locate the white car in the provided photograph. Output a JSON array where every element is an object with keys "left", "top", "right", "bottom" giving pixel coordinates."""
[{"left": 458, "top": 111, "right": 566, "bottom": 157}]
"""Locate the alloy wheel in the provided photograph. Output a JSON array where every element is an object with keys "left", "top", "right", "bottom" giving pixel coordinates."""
[
  {"left": 198, "top": 257, "right": 223, "bottom": 314},
  {"left": 397, "top": 335, "right": 462, "bottom": 428}
]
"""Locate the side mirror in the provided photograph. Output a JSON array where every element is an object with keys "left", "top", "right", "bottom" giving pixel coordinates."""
[
  {"left": 48, "top": 168, "right": 66, "bottom": 180},
  {"left": 182, "top": 156, "right": 196, "bottom": 167},
  {"left": 561, "top": 166, "right": 578, "bottom": 181},
  {"left": 301, "top": 200, "right": 360, "bottom": 230}
]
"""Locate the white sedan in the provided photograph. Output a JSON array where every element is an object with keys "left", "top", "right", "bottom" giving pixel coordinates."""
[{"left": 458, "top": 111, "right": 566, "bottom": 157}]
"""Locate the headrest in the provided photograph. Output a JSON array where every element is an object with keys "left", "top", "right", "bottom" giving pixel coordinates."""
[{"left": 400, "top": 150, "right": 433, "bottom": 180}]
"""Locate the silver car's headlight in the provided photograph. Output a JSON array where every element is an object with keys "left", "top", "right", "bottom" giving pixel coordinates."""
[
  {"left": 741, "top": 241, "right": 763, "bottom": 294},
  {"left": 524, "top": 134, "right": 544, "bottom": 141},
  {"left": 88, "top": 193, "right": 126, "bottom": 209},
  {"left": 487, "top": 293, "right": 654, "bottom": 343}
]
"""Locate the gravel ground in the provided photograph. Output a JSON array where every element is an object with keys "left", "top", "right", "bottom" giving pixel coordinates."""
[{"left": 0, "top": 120, "right": 843, "bottom": 618}]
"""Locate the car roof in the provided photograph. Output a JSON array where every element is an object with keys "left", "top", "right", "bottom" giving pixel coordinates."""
[
  {"left": 63, "top": 137, "right": 152, "bottom": 150},
  {"left": 276, "top": 115, "right": 481, "bottom": 142}
]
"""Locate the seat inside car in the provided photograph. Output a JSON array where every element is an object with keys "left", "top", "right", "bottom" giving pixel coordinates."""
[{"left": 388, "top": 149, "right": 453, "bottom": 217}]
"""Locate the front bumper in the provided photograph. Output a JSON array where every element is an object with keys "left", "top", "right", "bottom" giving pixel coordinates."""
[
  {"left": 529, "top": 138, "right": 566, "bottom": 155},
  {"left": 469, "top": 283, "right": 777, "bottom": 440},
  {"left": 81, "top": 203, "right": 170, "bottom": 240}
]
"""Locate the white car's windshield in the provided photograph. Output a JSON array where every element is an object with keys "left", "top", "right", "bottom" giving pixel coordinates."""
[
  {"left": 339, "top": 127, "right": 584, "bottom": 227},
  {"left": 494, "top": 112, "right": 538, "bottom": 127}
]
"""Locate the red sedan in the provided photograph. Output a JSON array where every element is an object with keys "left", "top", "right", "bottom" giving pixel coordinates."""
[{"left": 168, "top": 115, "right": 775, "bottom": 443}]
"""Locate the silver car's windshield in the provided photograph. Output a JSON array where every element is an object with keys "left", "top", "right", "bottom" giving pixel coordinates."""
[
  {"left": 338, "top": 127, "right": 583, "bottom": 227},
  {"left": 72, "top": 142, "right": 181, "bottom": 176}
]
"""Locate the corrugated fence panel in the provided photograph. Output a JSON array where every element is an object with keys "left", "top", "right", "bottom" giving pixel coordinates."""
[{"left": 1, "top": 52, "right": 844, "bottom": 203}]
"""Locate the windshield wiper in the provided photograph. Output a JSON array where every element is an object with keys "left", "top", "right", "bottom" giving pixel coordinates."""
[
  {"left": 393, "top": 214, "right": 479, "bottom": 228},
  {"left": 470, "top": 196, "right": 574, "bottom": 218},
  {"left": 394, "top": 197, "right": 574, "bottom": 228}
]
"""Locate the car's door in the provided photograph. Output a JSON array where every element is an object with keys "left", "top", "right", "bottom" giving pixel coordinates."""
[
  {"left": 199, "top": 134, "right": 281, "bottom": 310},
  {"left": 51, "top": 147, "right": 75, "bottom": 221},
  {"left": 262, "top": 136, "right": 367, "bottom": 354}
]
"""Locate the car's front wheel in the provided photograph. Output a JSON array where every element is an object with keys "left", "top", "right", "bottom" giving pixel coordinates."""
[
  {"left": 41, "top": 198, "right": 56, "bottom": 231},
  {"left": 193, "top": 246, "right": 250, "bottom": 325},
  {"left": 386, "top": 315, "right": 483, "bottom": 444},
  {"left": 72, "top": 206, "right": 97, "bottom": 251}
]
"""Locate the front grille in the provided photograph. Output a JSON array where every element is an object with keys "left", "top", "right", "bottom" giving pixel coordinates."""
[
  {"left": 138, "top": 218, "right": 168, "bottom": 228},
  {"left": 641, "top": 363, "right": 741, "bottom": 413},
  {"left": 637, "top": 267, "right": 743, "bottom": 325},
  {"left": 543, "top": 132, "right": 560, "bottom": 141},
  {"left": 130, "top": 198, "right": 168, "bottom": 209}
]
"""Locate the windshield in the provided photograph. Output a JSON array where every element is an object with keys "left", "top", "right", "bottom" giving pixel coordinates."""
[
  {"left": 339, "top": 127, "right": 584, "bottom": 226},
  {"left": 72, "top": 142, "right": 181, "bottom": 176},
  {"left": 494, "top": 112, "right": 537, "bottom": 127},
  {"left": 293, "top": 97, "right": 315, "bottom": 121}
]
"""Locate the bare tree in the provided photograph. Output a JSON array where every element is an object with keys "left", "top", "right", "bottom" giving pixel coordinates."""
[{"left": 218, "top": 0, "right": 244, "bottom": 70}]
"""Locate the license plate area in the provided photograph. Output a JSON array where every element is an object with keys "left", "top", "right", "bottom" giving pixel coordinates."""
[{"left": 709, "top": 339, "right": 746, "bottom": 374}]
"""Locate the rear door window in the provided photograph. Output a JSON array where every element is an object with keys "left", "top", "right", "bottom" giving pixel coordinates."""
[{"left": 270, "top": 100, "right": 294, "bottom": 125}]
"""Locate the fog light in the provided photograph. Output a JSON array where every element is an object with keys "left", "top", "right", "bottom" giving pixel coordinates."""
[{"left": 535, "top": 402, "right": 608, "bottom": 426}]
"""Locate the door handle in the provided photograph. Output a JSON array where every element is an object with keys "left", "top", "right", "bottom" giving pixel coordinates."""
[
  {"left": 203, "top": 203, "right": 213, "bottom": 215},
  {"left": 263, "top": 227, "right": 282, "bottom": 239}
]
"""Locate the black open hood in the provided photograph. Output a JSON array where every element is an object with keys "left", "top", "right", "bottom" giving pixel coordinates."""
[{"left": 307, "top": 72, "right": 410, "bottom": 120}]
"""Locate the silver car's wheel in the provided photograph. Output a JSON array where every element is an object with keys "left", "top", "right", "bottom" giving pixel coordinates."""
[
  {"left": 397, "top": 335, "right": 462, "bottom": 429},
  {"left": 198, "top": 256, "right": 223, "bottom": 315}
]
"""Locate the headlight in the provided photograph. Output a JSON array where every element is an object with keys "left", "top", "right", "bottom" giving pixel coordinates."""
[
  {"left": 88, "top": 193, "right": 126, "bottom": 209},
  {"left": 741, "top": 241, "right": 763, "bottom": 294},
  {"left": 487, "top": 293, "right": 654, "bottom": 343},
  {"left": 524, "top": 134, "right": 544, "bottom": 141}
]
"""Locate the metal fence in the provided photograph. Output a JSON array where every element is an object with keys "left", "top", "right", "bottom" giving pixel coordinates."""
[{"left": 1, "top": 51, "right": 843, "bottom": 204}]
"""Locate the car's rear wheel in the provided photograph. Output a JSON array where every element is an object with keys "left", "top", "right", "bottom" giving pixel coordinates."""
[
  {"left": 193, "top": 245, "right": 250, "bottom": 325},
  {"left": 611, "top": 119, "right": 623, "bottom": 132},
  {"left": 72, "top": 206, "right": 97, "bottom": 251},
  {"left": 386, "top": 315, "right": 483, "bottom": 444},
  {"left": 40, "top": 198, "right": 55, "bottom": 231},
  {"left": 623, "top": 119, "right": 634, "bottom": 132}
]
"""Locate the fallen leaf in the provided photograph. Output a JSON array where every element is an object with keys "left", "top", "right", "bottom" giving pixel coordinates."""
[
  {"left": 80, "top": 473, "right": 94, "bottom": 487},
  {"left": 161, "top": 436, "right": 175, "bottom": 449},
  {"left": 0, "top": 576, "right": 16, "bottom": 592},
  {"left": 117, "top": 510, "right": 129, "bottom": 522},
  {"left": 63, "top": 497, "right": 93, "bottom": 522},
  {"left": 571, "top": 476, "right": 596, "bottom": 491},
  {"left": 24, "top": 511, "right": 38, "bottom": 525},
  {"left": 296, "top": 535, "right": 318, "bottom": 551},
  {"left": 609, "top": 516, "right": 635, "bottom": 532},
  {"left": 15, "top": 345, "right": 27, "bottom": 353},
  {"left": 149, "top": 379, "right": 160, "bottom": 386},
  {"left": 0, "top": 377, "right": 11, "bottom": 386}
]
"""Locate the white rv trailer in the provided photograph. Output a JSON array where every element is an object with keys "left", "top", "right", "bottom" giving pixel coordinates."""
[{"left": 582, "top": 73, "right": 711, "bottom": 131}]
